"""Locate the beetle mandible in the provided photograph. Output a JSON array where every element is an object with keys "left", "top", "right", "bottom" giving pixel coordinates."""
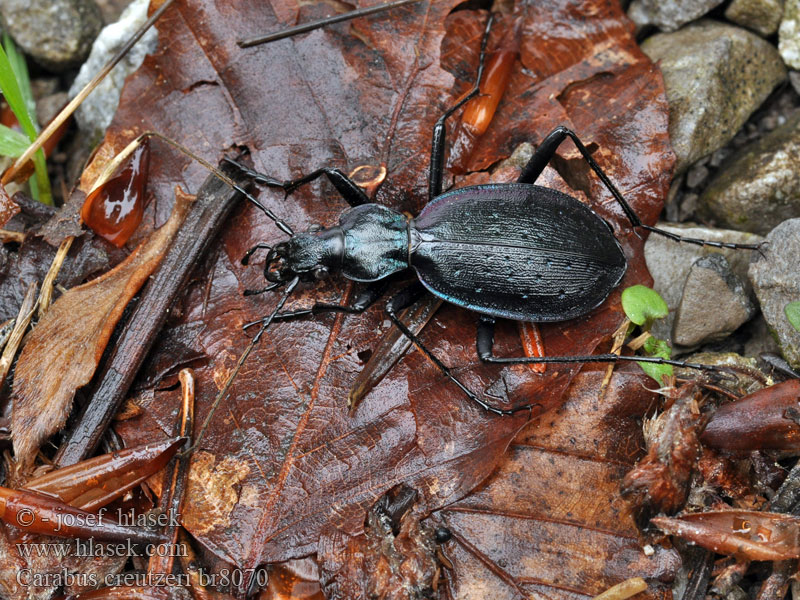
[{"left": 226, "top": 11, "right": 760, "bottom": 416}]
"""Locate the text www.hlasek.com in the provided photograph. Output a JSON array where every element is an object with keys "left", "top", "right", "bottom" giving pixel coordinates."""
[{"left": 15, "top": 537, "right": 188, "bottom": 559}]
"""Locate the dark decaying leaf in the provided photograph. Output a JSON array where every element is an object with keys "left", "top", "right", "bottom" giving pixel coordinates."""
[
  {"left": 622, "top": 383, "right": 707, "bottom": 524},
  {"left": 100, "top": 0, "right": 674, "bottom": 592},
  {"left": 12, "top": 188, "right": 194, "bottom": 469}
]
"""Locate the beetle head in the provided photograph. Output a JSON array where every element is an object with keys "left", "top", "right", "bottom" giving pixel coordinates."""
[{"left": 265, "top": 226, "right": 344, "bottom": 283}]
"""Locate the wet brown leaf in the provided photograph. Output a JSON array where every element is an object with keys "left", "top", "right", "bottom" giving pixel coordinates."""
[
  {"left": 11, "top": 188, "right": 194, "bottom": 469},
  {"left": 101, "top": 0, "right": 674, "bottom": 592},
  {"left": 433, "top": 369, "right": 679, "bottom": 600}
]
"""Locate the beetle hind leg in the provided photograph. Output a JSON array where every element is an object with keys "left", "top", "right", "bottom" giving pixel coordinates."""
[
  {"left": 477, "top": 316, "right": 737, "bottom": 374},
  {"left": 519, "top": 126, "right": 761, "bottom": 251},
  {"left": 385, "top": 283, "right": 532, "bottom": 417}
]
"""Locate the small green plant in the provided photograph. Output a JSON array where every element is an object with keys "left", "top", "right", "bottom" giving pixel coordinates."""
[
  {"left": 621, "top": 284, "right": 673, "bottom": 385},
  {"left": 786, "top": 301, "right": 800, "bottom": 333},
  {"left": 0, "top": 33, "right": 51, "bottom": 205}
]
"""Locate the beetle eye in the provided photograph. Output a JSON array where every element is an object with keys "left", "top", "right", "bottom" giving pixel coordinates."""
[{"left": 313, "top": 267, "right": 329, "bottom": 280}]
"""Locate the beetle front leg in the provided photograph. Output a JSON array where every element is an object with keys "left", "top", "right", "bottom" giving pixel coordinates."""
[
  {"left": 385, "top": 284, "right": 530, "bottom": 416},
  {"left": 518, "top": 126, "right": 761, "bottom": 251},
  {"left": 428, "top": 13, "right": 494, "bottom": 200}
]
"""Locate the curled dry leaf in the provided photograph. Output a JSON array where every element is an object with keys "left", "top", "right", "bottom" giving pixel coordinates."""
[
  {"left": 0, "top": 486, "right": 165, "bottom": 544},
  {"left": 701, "top": 379, "right": 800, "bottom": 454},
  {"left": 11, "top": 188, "right": 194, "bottom": 469},
  {"left": 24, "top": 436, "right": 184, "bottom": 511},
  {"left": 652, "top": 511, "right": 800, "bottom": 561}
]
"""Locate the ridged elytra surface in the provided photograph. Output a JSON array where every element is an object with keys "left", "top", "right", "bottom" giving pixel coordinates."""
[{"left": 412, "top": 183, "right": 627, "bottom": 321}]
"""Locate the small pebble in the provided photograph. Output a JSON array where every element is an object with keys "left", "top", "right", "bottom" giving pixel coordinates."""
[{"left": 0, "top": 0, "right": 103, "bottom": 71}]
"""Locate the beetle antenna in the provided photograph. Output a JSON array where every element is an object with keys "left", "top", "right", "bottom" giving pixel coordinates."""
[
  {"left": 140, "top": 131, "right": 295, "bottom": 236},
  {"left": 186, "top": 276, "right": 300, "bottom": 454},
  {"left": 238, "top": 0, "right": 421, "bottom": 47}
]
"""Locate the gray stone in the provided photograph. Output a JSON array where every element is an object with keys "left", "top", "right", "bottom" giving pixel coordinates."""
[
  {"left": 642, "top": 21, "right": 786, "bottom": 174},
  {"left": 69, "top": 0, "right": 158, "bottom": 143},
  {"left": 780, "top": 0, "right": 800, "bottom": 68},
  {"left": 726, "top": 0, "right": 784, "bottom": 36},
  {"left": 748, "top": 218, "right": 800, "bottom": 368},
  {"left": 0, "top": 0, "right": 103, "bottom": 71},
  {"left": 628, "top": 0, "right": 725, "bottom": 31},
  {"left": 673, "top": 254, "right": 756, "bottom": 346},
  {"left": 644, "top": 222, "right": 764, "bottom": 345},
  {"left": 698, "top": 110, "right": 800, "bottom": 235}
]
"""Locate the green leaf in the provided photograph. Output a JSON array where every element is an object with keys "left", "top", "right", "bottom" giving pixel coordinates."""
[
  {"left": 786, "top": 302, "right": 800, "bottom": 333},
  {"left": 638, "top": 335, "right": 673, "bottom": 386},
  {"left": 0, "top": 123, "right": 31, "bottom": 157},
  {"left": 621, "top": 285, "right": 669, "bottom": 327}
]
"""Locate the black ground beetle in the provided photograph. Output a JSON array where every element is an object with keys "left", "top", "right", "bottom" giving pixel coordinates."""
[{"left": 226, "top": 12, "right": 760, "bottom": 416}]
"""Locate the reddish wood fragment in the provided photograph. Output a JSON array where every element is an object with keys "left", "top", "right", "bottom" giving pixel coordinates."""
[
  {"left": 449, "top": 18, "right": 520, "bottom": 174},
  {"left": 262, "top": 558, "right": 324, "bottom": 600},
  {"left": 702, "top": 380, "right": 800, "bottom": 453},
  {"left": 24, "top": 437, "right": 184, "bottom": 511},
  {"left": 518, "top": 321, "right": 546, "bottom": 373},
  {"left": 652, "top": 510, "right": 800, "bottom": 561}
]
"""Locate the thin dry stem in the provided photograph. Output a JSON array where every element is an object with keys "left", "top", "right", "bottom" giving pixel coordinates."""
[
  {"left": 0, "top": 229, "right": 25, "bottom": 244},
  {"left": 0, "top": 282, "right": 38, "bottom": 388},
  {"left": 38, "top": 236, "right": 74, "bottom": 318},
  {"left": 592, "top": 577, "right": 647, "bottom": 600}
]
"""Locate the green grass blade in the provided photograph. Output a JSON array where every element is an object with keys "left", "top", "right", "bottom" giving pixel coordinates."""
[
  {"left": 0, "top": 43, "right": 37, "bottom": 140},
  {"left": 3, "top": 33, "right": 36, "bottom": 127},
  {"left": 0, "top": 37, "right": 52, "bottom": 204}
]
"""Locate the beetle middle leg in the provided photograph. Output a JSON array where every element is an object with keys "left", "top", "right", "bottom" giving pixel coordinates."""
[
  {"left": 519, "top": 126, "right": 762, "bottom": 251},
  {"left": 243, "top": 279, "right": 394, "bottom": 328},
  {"left": 385, "top": 283, "right": 531, "bottom": 416}
]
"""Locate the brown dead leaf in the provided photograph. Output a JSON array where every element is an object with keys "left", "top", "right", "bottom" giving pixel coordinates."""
[
  {"left": 11, "top": 188, "right": 194, "bottom": 469},
  {"left": 102, "top": 0, "right": 674, "bottom": 593},
  {"left": 421, "top": 369, "right": 679, "bottom": 600}
]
